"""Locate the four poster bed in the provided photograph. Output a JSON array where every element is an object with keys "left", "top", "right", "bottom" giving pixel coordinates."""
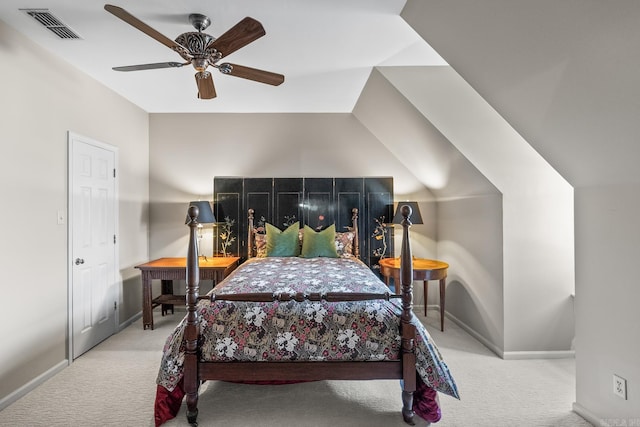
[{"left": 153, "top": 205, "right": 458, "bottom": 426}]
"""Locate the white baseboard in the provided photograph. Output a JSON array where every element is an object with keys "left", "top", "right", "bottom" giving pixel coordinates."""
[
  {"left": 572, "top": 402, "right": 603, "bottom": 426},
  {"left": 503, "top": 349, "right": 575, "bottom": 360},
  {"left": 0, "top": 360, "right": 68, "bottom": 411},
  {"left": 118, "top": 311, "right": 142, "bottom": 332},
  {"left": 445, "top": 310, "right": 504, "bottom": 357},
  {"left": 445, "top": 311, "right": 575, "bottom": 360}
]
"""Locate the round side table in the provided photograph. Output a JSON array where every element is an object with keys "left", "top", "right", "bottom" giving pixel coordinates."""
[{"left": 379, "top": 257, "right": 449, "bottom": 331}]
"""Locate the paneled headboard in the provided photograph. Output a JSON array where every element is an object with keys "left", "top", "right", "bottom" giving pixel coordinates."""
[{"left": 213, "top": 177, "right": 394, "bottom": 270}]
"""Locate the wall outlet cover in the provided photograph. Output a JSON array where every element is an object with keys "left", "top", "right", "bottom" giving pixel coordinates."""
[{"left": 613, "top": 374, "right": 627, "bottom": 400}]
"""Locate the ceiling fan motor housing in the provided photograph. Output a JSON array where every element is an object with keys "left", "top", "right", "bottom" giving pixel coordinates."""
[
  {"left": 175, "top": 32, "right": 221, "bottom": 68},
  {"left": 175, "top": 32, "right": 216, "bottom": 54}
]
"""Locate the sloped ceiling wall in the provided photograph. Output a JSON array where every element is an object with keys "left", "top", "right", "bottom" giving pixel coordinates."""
[
  {"left": 401, "top": 0, "right": 640, "bottom": 422},
  {"left": 401, "top": 0, "right": 640, "bottom": 187},
  {"left": 353, "top": 68, "right": 506, "bottom": 350},
  {"left": 377, "top": 65, "right": 575, "bottom": 354}
]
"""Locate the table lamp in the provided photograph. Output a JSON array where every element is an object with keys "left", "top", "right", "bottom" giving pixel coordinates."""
[
  {"left": 186, "top": 201, "right": 216, "bottom": 260},
  {"left": 392, "top": 201, "right": 423, "bottom": 225}
]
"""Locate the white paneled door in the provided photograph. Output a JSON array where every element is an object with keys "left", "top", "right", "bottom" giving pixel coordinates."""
[{"left": 69, "top": 133, "right": 118, "bottom": 359}]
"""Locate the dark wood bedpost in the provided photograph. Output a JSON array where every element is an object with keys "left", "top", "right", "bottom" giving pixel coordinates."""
[
  {"left": 351, "top": 208, "right": 359, "bottom": 258},
  {"left": 247, "top": 209, "right": 255, "bottom": 259},
  {"left": 399, "top": 204, "right": 416, "bottom": 425},
  {"left": 185, "top": 205, "right": 200, "bottom": 426}
]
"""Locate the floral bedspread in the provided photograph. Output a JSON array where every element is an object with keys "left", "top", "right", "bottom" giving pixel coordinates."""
[{"left": 156, "top": 257, "right": 459, "bottom": 401}]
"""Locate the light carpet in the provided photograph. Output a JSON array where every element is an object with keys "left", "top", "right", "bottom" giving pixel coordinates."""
[{"left": 0, "top": 309, "right": 592, "bottom": 427}]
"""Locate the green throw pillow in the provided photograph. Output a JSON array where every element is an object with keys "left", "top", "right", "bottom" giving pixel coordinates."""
[
  {"left": 266, "top": 222, "right": 300, "bottom": 257},
  {"left": 300, "top": 224, "right": 339, "bottom": 258}
]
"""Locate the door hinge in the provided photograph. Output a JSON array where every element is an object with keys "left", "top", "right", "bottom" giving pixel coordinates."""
[
  {"left": 114, "top": 235, "right": 116, "bottom": 244},
  {"left": 113, "top": 168, "right": 116, "bottom": 178},
  {"left": 114, "top": 301, "right": 117, "bottom": 311}
]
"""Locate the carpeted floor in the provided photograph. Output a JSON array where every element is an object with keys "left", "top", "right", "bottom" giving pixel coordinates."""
[{"left": 0, "top": 309, "right": 592, "bottom": 427}]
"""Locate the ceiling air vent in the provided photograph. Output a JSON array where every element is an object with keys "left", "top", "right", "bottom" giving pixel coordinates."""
[{"left": 22, "top": 9, "right": 81, "bottom": 39}]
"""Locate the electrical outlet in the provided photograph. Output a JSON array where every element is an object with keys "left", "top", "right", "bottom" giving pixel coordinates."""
[{"left": 613, "top": 374, "right": 627, "bottom": 400}]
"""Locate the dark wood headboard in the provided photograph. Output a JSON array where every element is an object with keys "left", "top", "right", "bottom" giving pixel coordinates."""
[{"left": 213, "top": 177, "right": 393, "bottom": 270}]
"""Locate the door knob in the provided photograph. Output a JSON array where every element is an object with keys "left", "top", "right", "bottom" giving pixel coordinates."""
[{"left": 75, "top": 258, "right": 85, "bottom": 265}]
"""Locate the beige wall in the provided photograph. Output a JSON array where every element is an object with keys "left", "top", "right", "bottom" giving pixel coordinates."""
[
  {"left": 148, "top": 112, "right": 438, "bottom": 301},
  {"left": 0, "top": 20, "right": 149, "bottom": 405}
]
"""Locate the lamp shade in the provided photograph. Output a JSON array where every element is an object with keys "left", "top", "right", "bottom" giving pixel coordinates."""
[
  {"left": 185, "top": 201, "right": 216, "bottom": 224},
  {"left": 392, "top": 201, "right": 423, "bottom": 225}
]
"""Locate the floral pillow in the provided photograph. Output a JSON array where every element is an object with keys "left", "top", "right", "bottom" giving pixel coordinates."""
[
  {"left": 335, "top": 231, "right": 355, "bottom": 258},
  {"left": 254, "top": 233, "right": 267, "bottom": 257}
]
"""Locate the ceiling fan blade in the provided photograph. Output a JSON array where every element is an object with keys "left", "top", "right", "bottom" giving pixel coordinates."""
[
  {"left": 113, "top": 62, "right": 188, "bottom": 72},
  {"left": 210, "top": 17, "right": 266, "bottom": 58},
  {"left": 218, "top": 63, "right": 284, "bottom": 86},
  {"left": 195, "top": 71, "right": 217, "bottom": 99},
  {"left": 104, "top": 4, "right": 190, "bottom": 57}
]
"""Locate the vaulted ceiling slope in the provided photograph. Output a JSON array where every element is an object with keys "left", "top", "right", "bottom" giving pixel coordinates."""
[
  {"left": 0, "top": 0, "right": 445, "bottom": 113},
  {"left": 402, "top": 0, "right": 640, "bottom": 187}
]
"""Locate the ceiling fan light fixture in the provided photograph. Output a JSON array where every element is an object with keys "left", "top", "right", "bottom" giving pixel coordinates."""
[
  {"left": 192, "top": 58, "right": 209, "bottom": 72},
  {"left": 196, "top": 70, "right": 210, "bottom": 78}
]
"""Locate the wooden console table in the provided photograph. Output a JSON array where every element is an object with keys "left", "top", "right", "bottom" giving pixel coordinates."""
[
  {"left": 379, "top": 257, "right": 449, "bottom": 331},
  {"left": 135, "top": 257, "right": 240, "bottom": 330}
]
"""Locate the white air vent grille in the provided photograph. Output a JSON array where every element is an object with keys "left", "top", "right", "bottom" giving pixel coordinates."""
[{"left": 22, "top": 9, "right": 81, "bottom": 39}]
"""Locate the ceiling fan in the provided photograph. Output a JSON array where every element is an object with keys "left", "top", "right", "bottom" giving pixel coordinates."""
[{"left": 104, "top": 4, "right": 284, "bottom": 99}]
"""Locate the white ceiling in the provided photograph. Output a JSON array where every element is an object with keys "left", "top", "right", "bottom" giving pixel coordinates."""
[{"left": 0, "top": 0, "right": 446, "bottom": 113}]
